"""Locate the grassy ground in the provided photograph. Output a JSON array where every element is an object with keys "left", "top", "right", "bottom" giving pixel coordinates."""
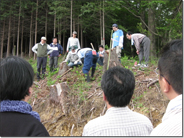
[{"left": 26, "top": 55, "right": 169, "bottom": 136}]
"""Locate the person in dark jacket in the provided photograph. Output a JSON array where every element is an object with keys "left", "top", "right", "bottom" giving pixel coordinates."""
[
  {"left": 0, "top": 56, "right": 49, "bottom": 136},
  {"left": 49, "top": 37, "right": 63, "bottom": 72}
]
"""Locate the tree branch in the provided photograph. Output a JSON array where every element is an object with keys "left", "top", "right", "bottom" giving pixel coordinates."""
[{"left": 122, "top": 5, "right": 161, "bottom": 36}]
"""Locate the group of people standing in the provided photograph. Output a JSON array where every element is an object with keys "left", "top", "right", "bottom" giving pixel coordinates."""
[
  {"left": 31, "top": 23, "right": 151, "bottom": 82},
  {"left": 0, "top": 39, "right": 182, "bottom": 136}
]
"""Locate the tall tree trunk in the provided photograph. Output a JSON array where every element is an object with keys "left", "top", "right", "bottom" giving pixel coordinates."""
[
  {"left": 77, "top": 16, "right": 80, "bottom": 40},
  {"left": 102, "top": 0, "right": 105, "bottom": 47},
  {"left": 73, "top": 19, "right": 75, "bottom": 31},
  {"left": 80, "top": 24, "right": 83, "bottom": 48},
  {"left": 148, "top": 8, "right": 156, "bottom": 59},
  {"left": 62, "top": 31, "right": 65, "bottom": 53},
  {"left": 29, "top": 7, "right": 33, "bottom": 58},
  {"left": 1, "top": 20, "right": 5, "bottom": 59},
  {"left": 45, "top": 3, "right": 48, "bottom": 37},
  {"left": 16, "top": 0, "right": 21, "bottom": 56},
  {"left": 34, "top": 0, "right": 38, "bottom": 60},
  {"left": 25, "top": 36, "right": 28, "bottom": 55},
  {"left": 140, "top": 11, "right": 146, "bottom": 30},
  {"left": 13, "top": 17, "right": 16, "bottom": 56},
  {"left": 70, "top": 0, "right": 73, "bottom": 37},
  {"left": 58, "top": 19, "right": 61, "bottom": 44},
  {"left": 100, "top": 0, "right": 103, "bottom": 45},
  {"left": 54, "top": 11, "right": 56, "bottom": 37},
  {"left": 21, "top": 18, "right": 24, "bottom": 58},
  {"left": 6, "top": 15, "right": 11, "bottom": 57}
]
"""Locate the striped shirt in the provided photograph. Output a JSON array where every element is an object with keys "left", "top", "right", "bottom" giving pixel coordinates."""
[
  {"left": 150, "top": 94, "right": 182, "bottom": 136},
  {"left": 82, "top": 106, "right": 153, "bottom": 136}
]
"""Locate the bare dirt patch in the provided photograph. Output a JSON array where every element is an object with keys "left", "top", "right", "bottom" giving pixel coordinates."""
[{"left": 30, "top": 64, "right": 169, "bottom": 136}]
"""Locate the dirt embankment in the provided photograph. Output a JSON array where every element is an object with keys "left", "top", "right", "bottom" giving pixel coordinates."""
[{"left": 30, "top": 64, "right": 169, "bottom": 136}]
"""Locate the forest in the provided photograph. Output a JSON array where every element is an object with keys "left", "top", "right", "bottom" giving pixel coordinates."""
[
  {"left": 0, "top": 0, "right": 182, "bottom": 59},
  {"left": 0, "top": 0, "right": 183, "bottom": 136}
]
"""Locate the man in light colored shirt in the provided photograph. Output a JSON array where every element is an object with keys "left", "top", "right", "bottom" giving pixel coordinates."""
[
  {"left": 77, "top": 48, "right": 99, "bottom": 82},
  {"left": 66, "top": 31, "right": 80, "bottom": 52},
  {"left": 97, "top": 45, "right": 105, "bottom": 66},
  {"left": 150, "top": 39, "right": 182, "bottom": 136},
  {"left": 83, "top": 66, "right": 153, "bottom": 136},
  {"left": 32, "top": 36, "right": 58, "bottom": 81},
  {"left": 126, "top": 31, "right": 150, "bottom": 67},
  {"left": 111, "top": 24, "right": 124, "bottom": 62}
]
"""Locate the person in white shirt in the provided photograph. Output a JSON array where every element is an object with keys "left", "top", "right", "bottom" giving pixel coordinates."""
[
  {"left": 83, "top": 66, "right": 153, "bottom": 136},
  {"left": 32, "top": 36, "right": 58, "bottom": 81},
  {"left": 66, "top": 31, "right": 80, "bottom": 52},
  {"left": 150, "top": 39, "right": 182, "bottom": 136},
  {"left": 97, "top": 45, "right": 105, "bottom": 66}
]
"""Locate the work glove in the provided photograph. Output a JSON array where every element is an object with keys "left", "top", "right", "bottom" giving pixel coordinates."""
[{"left": 74, "top": 61, "right": 78, "bottom": 64}]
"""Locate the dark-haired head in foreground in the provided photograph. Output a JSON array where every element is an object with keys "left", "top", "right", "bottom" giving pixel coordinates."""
[
  {"left": 0, "top": 56, "right": 34, "bottom": 101},
  {"left": 0, "top": 56, "right": 49, "bottom": 136},
  {"left": 82, "top": 66, "right": 153, "bottom": 136},
  {"left": 150, "top": 41, "right": 182, "bottom": 136},
  {"left": 158, "top": 39, "right": 182, "bottom": 99},
  {"left": 101, "top": 66, "right": 135, "bottom": 107}
]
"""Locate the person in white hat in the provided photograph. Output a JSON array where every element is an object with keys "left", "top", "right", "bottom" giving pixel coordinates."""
[
  {"left": 66, "top": 31, "right": 81, "bottom": 52},
  {"left": 32, "top": 36, "right": 58, "bottom": 81}
]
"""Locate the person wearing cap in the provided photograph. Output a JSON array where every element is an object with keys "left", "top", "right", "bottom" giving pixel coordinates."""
[
  {"left": 32, "top": 36, "right": 58, "bottom": 81},
  {"left": 49, "top": 37, "right": 63, "bottom": 72},
  {"left": 97, "top": 45, "right": 105, "bottom": 66},
  {"left": 64, "top": 46, "right": 82, "bottom": 68},
  {"left": 77, "top": 48, "right": 99, "bottom": 82},
  {"left": 66, "top": 31, "right": 81, "bottom": 52},
  {"left": 126, "top": 31, "right": 150, "bottom": 67},
  {"left": 111, "top": 24, "right": 124, "bottom": 62}
]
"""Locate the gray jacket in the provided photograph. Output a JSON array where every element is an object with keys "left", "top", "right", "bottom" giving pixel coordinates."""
[
  {"left": 131, "top": 33, "right": 146, "bottom": 51},
  {"left": 65, "top": 52, "right": 79, "bottom": 63}
]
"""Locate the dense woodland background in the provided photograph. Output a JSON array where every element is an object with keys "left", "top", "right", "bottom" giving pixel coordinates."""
[{"left": 0, "top": 0, "right": 182, "bottom": 59}]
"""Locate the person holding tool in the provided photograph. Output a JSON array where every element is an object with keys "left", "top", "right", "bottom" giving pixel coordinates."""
[
  {"left": 77, "top": 44, "right": 99, "bottom": 82},
  {"left": 111, "top": 24, "right": 124, "bottom": 62}
]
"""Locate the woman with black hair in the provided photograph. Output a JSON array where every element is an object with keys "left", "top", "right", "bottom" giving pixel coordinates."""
[{"left": 0, "top": 56, "right": 49, "bottom": 136}]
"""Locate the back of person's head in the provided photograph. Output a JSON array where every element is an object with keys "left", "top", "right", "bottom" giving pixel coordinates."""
[
  {"left": 101, "top": 66, "right": 135, "bottom": 107},
  {"left": 0, "top": 56, "right": 34, "bottom": 101},
  {"left": 127, "top": 31, "right": 133, "bottom": 35},
  {"left": 158, "top": 39, "right": 183, "bottom": 95}
]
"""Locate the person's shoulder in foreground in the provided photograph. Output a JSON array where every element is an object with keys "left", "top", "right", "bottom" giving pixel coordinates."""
[
  {"left": 0, "top": 111, "right": 49, "bottom": 136},
  {"left": 83, "top": 66, "right": 153, "bottom": 136},
  {"left": 0, "top": 56, "right": 49, "bottom": 136},
  {"left": 150, "top": 39, "right": 182, "bottom": 136}
]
